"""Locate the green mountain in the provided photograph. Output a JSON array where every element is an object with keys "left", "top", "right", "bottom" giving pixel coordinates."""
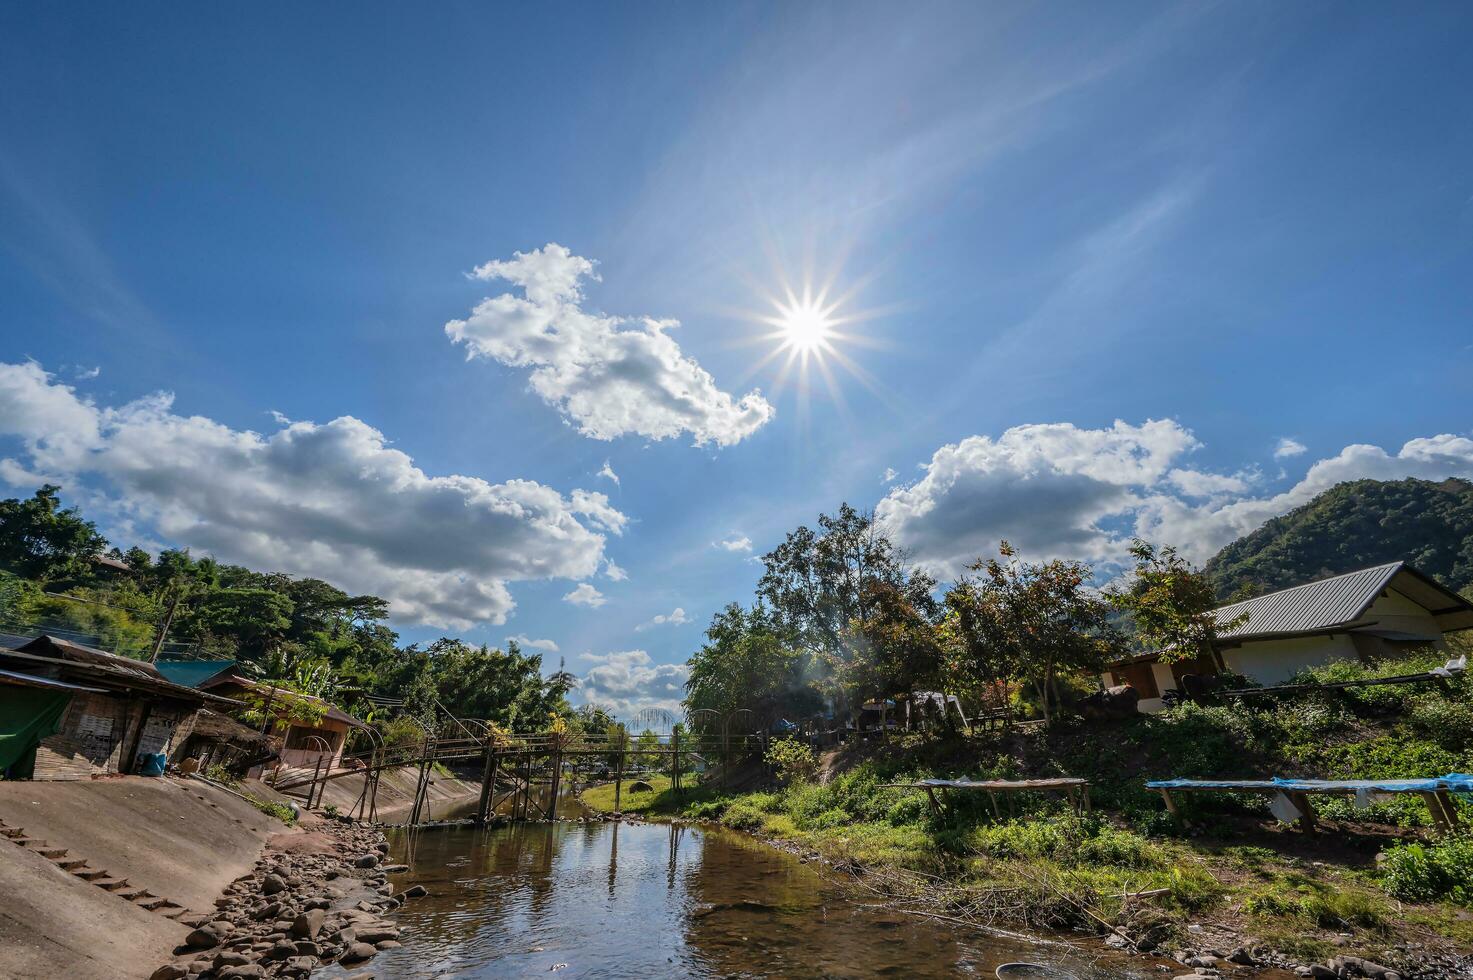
[{"left": 1204, "top": 477, "right": 1473, "bottom": 601}]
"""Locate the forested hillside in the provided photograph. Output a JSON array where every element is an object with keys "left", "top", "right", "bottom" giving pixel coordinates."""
[{"left": 1205, "top": 477, "right": 1473, "bottom": 600}]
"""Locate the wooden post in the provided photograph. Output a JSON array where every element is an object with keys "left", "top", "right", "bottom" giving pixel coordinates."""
[
  {"left": 476, "top": 742, "right": 496, "bottom": 825},
  {"left": 1436, "top": 790, "right": 1460, "bottom": 831},
  {"left": 614, "top": 747, "right": 624, "bottom": 815},
  {"left": 1158, "top": 788, "right": 1182, "bottom": 826},
  {"left": 308, "top": 756, "right": 324, "bottom": 810},
  {"left": 1290, "top": 792, "right": 1317, "bottom": 833},
  {"left": 1420, "top": 791, "right": 1455, "bottom": 834},
  {"left": 671, "top": 728, "right": 681, "bottom": 796},
  {"left": 549, "top": 748, "right": 562, "bottom": 821}
]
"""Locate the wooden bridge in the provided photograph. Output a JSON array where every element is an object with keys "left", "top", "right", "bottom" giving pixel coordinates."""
[{"left": 272, "top": 727, "right": 771, "bottom": 825}]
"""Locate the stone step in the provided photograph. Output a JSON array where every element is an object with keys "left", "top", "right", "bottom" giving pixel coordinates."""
[
  {"left": 1, "top": 827, "right": 25, "bottom": 839},
  {"left": 116, "top": 887, "right": 147, "bottom": 901},
  {"left": 157, "top": 905, "right": 189, "bottom": 919},
  {"left": 50, "top": 856, "right": 88, "bottom": 871},
  {"left": 37, "top": 847, "right": 69, "bottom": 859},
  {"left": 94, "top": 877, "right": 130, "bottom": 891},
  {"left": 133, "top": 896, "right": 168, "bottom": 911},
  {"left": 15, "top": 838, "right": 47, "bottom": 847},
  {"left": 72, "top": 867, "right": 109, "bottom": 881}
]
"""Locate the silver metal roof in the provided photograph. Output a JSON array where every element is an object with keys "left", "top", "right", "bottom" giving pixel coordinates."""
[{"left": 1214, "top": 561, "right": 1404, "bottom": 639}]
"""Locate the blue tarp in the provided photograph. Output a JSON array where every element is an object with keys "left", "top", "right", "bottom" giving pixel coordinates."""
[{"left": 1146, "top": 775, "right": 1471, "bottom": 794}]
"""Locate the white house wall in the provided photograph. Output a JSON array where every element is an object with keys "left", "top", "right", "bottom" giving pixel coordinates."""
[{"left": 1222, "top": 634, "right": 1360, "bottom": 685}]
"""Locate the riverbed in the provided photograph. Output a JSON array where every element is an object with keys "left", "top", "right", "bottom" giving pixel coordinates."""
[{"left": 358, "top": 803, "right": 1163, "bottom": 979}]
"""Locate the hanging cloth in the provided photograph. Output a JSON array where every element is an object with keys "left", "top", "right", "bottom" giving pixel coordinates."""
[
  {"left": 1267, "top": 791, "right": 1302, "bottom": 823},
  {"left": 0, "top": 686, "right": 73, "bottom": 776}
]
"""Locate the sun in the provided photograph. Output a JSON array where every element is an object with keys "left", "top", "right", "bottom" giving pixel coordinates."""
[{"left": 775, "top": 296, "right": 836, "bottom": 353}]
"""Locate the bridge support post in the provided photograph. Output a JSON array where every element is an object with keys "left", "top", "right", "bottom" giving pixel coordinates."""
[
  {"left": 614, "top": 747, "right": 624, "bottom": 815},
  {"left": 476, "top": 742, "right": 497, "bottom": 825},
  {"left": 549, "top": 748, "right": 562, "bottom": 821},
  {"left": 672, "top": 728, "right": 681, "bottom": 796}
]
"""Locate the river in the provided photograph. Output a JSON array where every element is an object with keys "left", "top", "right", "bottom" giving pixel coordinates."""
[{"left": 343, "top": 792, "right": 1164, "bottom": 979}]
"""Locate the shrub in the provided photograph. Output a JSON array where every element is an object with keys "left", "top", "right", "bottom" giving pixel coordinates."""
[
  {"left": 721, "top": 799, "right": 768, "bottom": 831},
  {"left": 1381, "top": 835, "right": 1473, "bottom": 906},
  {"left": 886, "top": 794, "right": 928, "bottom": 826},
  {"left": 1164, "top": 864, "right": 1225, "bottom": 912},
  {"left": 683, "top": 797, "right": 732, "bottom": 820},
  {"left": 1075, "top": 825, "right": 1163, "bottom": 869},
  {"left": 766, "top": 738, "right": 819, "bottom": 785},
  {"left": 1301, "top": 890, "right": 1387, "bottom": 930},
  {"left": 810, "top": 808, "right": 851, "bottom": 830}
]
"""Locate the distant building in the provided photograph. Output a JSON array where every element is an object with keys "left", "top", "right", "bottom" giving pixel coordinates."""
[
  {"left": 1103, "top": 562, "right": 1473, "bottom": 711},
  {"left": 155, "top": 660, "right": 367, "bottom": 774},
  {"left": 0, "top": 635, "right": 233, "bottom": 780}
]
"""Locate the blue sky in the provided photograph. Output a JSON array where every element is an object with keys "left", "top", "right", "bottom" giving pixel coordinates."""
[{"left": 2, "top": 2, "right": 1471, "bottom": 715}]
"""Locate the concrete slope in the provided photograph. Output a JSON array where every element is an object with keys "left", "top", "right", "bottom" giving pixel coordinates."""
[
  {"left": 277, "top": 764, "right": 480, "bottom": 822},
  {"left": 0, "top": 823, "right": 188, "bottom": 980},
  {"left": 0, "top": 776, "right": 290, "bottom": 915}
]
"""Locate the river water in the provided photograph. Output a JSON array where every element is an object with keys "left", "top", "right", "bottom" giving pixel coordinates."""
[{"left": 354, "top": 794, "right": 1163, "bottom": 980}]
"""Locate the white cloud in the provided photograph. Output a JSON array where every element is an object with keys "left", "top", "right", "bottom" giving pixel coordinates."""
[
  {"left": 1274, "top": 437, "right": 1307, "bottom": 459},
  {"left": 877, "top": 419, "right": 1473, "bottom": 578},
  {"left": 73, "top": 365, "right": 101, "bottom": 380},
  {"left": 881, "top": 467, "right": 898, "bottom": 483},
  {"left": 446, "top": 243, "right": 774, "bottom": 447},
  {"left": 597, "top": 459, "right": 620, "bottom": 486},
  {"left": 602, "top": 558, "right": 628, "bottom": 582},
  {"left": 576, "top": 649, "right": 689, "bottom": 717},
  {"left": 635, "top": 607, "right": 689, "bottom": 632},
  {"left": 507, "top": 634, "right": 559, "bottom": 653},
  {"left": 0, "top": 361, "right": 624, "bottom": 629},
  {"left": 714, "top": 535, "right": 753, "bottom": 553},
  {"left": 563, "top": 582, "right": 607, "bottom": 607}
]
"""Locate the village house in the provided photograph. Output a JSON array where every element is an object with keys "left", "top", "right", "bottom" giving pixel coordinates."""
[
  {"left": 0, "top": 634, "right": 234, "bottom": 780},
  {"left": 155, "top": 660, "right": 367, "bottom": 775},
  {"left": 1103, "top": 561, "right": 1473, "bottom": 712}
]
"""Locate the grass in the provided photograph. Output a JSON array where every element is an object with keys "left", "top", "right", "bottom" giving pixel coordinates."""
[{"left": 576, "top": 655, "right": 1473, "bottom": 968}]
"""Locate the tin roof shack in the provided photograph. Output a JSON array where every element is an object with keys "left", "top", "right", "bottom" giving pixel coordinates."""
[
  {"left": 1102, "top": 562, "right": 1473, "bottom": 712},
  {"left": 157, "top": 661, "right": 367, "bottom": 776},
  {"left": 0, "top": 635, "right": 233, "bottom": 780}
]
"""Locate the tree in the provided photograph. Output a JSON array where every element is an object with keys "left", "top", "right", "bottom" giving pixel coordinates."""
[
  {"left": 840, "top": 580, "right": 944, "bottom": 710},
  {"left": 683, "top": 604, "right": 820, "bottom": 726},
  {"left": 0, "top": 485, "right": 108, "bottom": 583},
  {"left": 1109, "top": 540, "right": 1244, "bottom": 668},
  {"left": 969, "top": 542, "right": 1120, "bottom": 726},
  {"left": 940, "top": 576, "right": 1018, "bottom": 711},
  {"left": 757, "top": 504, "right": 935, "bottom": 714}
]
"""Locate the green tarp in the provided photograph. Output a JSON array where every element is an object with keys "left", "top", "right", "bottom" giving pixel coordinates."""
[{"left": 0, "top": 686, "right": 72, "bottom": 777}]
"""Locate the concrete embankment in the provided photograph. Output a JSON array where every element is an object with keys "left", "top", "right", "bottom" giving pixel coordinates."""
[{"left": 0, "top": 776, "right": 294, "bottom": 979}]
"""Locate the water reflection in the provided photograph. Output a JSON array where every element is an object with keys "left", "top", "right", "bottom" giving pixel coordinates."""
[{"left": 362, "top": 817, "right": 1156, "bottom": 979}]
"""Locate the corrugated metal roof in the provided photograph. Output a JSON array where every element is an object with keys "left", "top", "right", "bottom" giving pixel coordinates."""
[
  {"left": 1214, "top": 561, "right": 1403, "bottom": 638},
  {"left": 0, "top": 668, "right": 105, "bottom": 693},
  {"left": 156, "top": 659, "right": 238, "bottom": 689}
]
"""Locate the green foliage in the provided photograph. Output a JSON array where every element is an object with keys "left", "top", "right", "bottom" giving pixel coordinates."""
[
  {"left": 249, "top": 797, "right": 297, "bottom": 825},
  {"left": 1164, "top": 864, "right": 1227, "bottom": 912},
  {"left": 1204, "top": 477, "right": 1473, "bottom": 600},
  {"left": 1381, "top": 835, "right": 1473, "bottom": 906},
  {"left": 1109, "top": 539, "right": 1240, "bottom": 663},
  {"left": 0, "top": 485, "right": 108, "bottom": 583},
  {"left": 765, "top": 737, "right": 819, "bottom": 785},
  {"left": 720, "top": 798, "right": 769, "bottom": 830},
  {"left": 684, "top": 604, "right": 821, "bottom": 724}
]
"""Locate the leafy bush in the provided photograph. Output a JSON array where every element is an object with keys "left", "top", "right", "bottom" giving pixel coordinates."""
[
  {"left": 1164, "top": 864, "right": 1225, "bottom": 912},
  {"left": 766, "top": 737, "right": 819, "bottom": 785},
  {"left": 810, "top": 808, "right": 852, "bottom": 830},
  {"left": 683, "top": 797, "right": 732, "bottom": 820},
  {"left": 720, "top": 799, "right": 768, "bottom": 830},
  {"left": 250, "top": 798, "right": 297, "bottom": 825},
  {"left": 885, "top": 794, "right": 928, "bottom": 826},
  {"left": 1075, "top": 825, "right": 1164, "bottom": 869},
  {"left": 1381, "top": 835, "right": 1473, "bottom": 906}
]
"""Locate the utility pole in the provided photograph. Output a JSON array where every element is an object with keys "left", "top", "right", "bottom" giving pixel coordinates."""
[{"left": 148, "top": 587, "right": 183, "bottom": 663}]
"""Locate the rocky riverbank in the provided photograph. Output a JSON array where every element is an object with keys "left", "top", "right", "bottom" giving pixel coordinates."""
[{"left": 147, "top": 819, "right": 424, "bottom": 980}]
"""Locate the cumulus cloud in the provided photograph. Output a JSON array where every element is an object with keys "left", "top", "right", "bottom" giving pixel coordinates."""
[
  {"left": 563, "top": 582, "right": 607, "bottom": 607},
  {"left": 635, "top": 607, "right": 689, "bottom": 632},
  {"left": 597, "top": 459, "right": 620, "bottom": 486},
  {"left": 877, "top": 419, "right": 1473, "bottom": 578},
  {"left": 576, "top": 649, "right": 689, "bottom": 717},
  {"left": 881, "top": 467, "right": 898, "bottom": 483},
  {"left": 507, "top": 634, "right": 559, "bottom": 653},
  {"left": 0, "top": 361, "right": 624, "bottom": 629},
  {"left": 1274, "top": 437, "right": 1307, "bottom": 459},
  {"left": 445, "top": 243, "right": 774, "bottom": 447},
  {"left": 714, "top": 535, "right": 753, "bottom": 553},
  {"left": 602, "top": 558, "right": 628, "bottom": 581}
]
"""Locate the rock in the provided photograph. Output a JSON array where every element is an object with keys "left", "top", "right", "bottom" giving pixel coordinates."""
[
  {"left": 403, "top": 884, "right": 428, "bottom": 898},
  {"left": 184, "top": 928, "right": 222, "bottom": 950},
  {"left": 354, "top": 925, "right": 400, "bottom": 944},
  {"left": 252, "top": 901, "right": 281, "bottom": 920},
  {"left": 291, "top": 909, "right": 325, "bottom": 938},
  {"left": 1188, "top": 956, "right": 1220, "bottom": 968},
  {"left": 260, "top": 875, "right": 287, "bottom": 895},
  {"left": 1309, "top": 967, "right": 1337, "bottom": 980},
  {"left": 218, "top": 967, "right": 266, "bottom": 979},
  {"left": 1228, "top": 949, "right": 1256, "bottom": 966},
  {"left": 263, "top": 939, "right": 298, "bottom": 961},
  {"left": 353, "top": 853, "right": 380, "bottom": 868},
  {"left": 213, "top": 952, "right": 251, "bottom": 969},
  {"left": 340, "top": 941, "right": 378, "bottom": 964},
  {"left": 376, "top": 939, "right": 402, "bottom": 949},
  {"left": 383, "top": 864, "right": 409, "bottom": 873},
  {"left": 148, "top": 967, "right": 188, "bottom": 980}
]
